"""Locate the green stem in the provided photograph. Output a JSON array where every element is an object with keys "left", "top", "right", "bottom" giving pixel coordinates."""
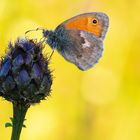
[{"left": 11, "top": 102, "right": 29, "bottom": 140}]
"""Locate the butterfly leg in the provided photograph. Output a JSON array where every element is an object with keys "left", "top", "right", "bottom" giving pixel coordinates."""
[{"left": 48, "top": 49, "right": 55, "bottom": 61}]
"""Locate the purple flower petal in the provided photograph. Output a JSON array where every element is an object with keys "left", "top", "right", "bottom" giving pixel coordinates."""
[
  {"left": 0, "top": 58, "right": 11, "bottom": 77},
  {"left": 13, "top": 54, "right": 24, "bottom": 67},
  {"left": 25, "top": 53, "right": 32, "bottom": 65},
  {"left": 15, "top": 69, "right": 31, "bottom": 87},
  {"left": 19, "top": 40, "right": 34, "bottom": 51},
  {"left": 31, "top": 63, "right": 42, "bottom": 81},
  {"left": 2, "top": 76, "right": 15, "bottom": 91}
]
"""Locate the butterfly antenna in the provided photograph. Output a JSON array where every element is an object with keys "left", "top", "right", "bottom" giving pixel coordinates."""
[{"left": 25, "top": 27, "right": 45, "bottom": 36}]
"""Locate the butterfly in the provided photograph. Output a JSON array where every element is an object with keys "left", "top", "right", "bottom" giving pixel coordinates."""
[{"left": 32, "top": 12, "right": 109, "bottom": 70}]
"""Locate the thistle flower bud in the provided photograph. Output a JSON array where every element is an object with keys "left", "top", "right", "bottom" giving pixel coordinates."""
[{"left": 0, "top": 38, "right": 52, "bottom": 106}]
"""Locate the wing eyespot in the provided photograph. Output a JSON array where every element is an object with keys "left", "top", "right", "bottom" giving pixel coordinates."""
[{"left": 92, "top": 18, "right": 98, "bottom": 25}]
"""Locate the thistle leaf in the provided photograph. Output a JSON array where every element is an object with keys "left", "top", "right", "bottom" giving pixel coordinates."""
[
  {"left": 22, "top": 124, "right": 26, "bottom": 128},
  {"left": 10, "top": 117, "right": 13, "bottom": 123},
  {"left": 5, "top": 122, "right": 13, "bottom": 127}
]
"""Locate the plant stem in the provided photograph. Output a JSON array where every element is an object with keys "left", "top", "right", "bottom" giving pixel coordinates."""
[{"left": 11, "top": 102, "right": 29, "bottom": 140}]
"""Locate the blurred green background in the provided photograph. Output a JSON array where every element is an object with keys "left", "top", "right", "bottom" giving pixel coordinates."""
[{"left": 0, "top": 0, "right": 140, "bottom": 140}]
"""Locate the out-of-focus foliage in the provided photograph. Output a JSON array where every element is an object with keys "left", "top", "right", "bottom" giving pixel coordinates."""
[{"left": 0, "top": 0, "right": 140, "bottom": 140}]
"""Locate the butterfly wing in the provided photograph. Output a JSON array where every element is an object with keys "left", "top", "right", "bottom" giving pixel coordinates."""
[
  {"left": 46, "top": 12, "right": 109, "bottom": 70},
  {"left": 55, "top": 29, "right": 103, "bottom": 70}
]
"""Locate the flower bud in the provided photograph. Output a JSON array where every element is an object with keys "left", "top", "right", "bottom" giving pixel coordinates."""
[{"left": 0, "top": 38, "right": 52, "bottom": 105}]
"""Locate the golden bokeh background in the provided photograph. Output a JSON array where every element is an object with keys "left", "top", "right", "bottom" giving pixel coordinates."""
[{"left": 0, "top": 0, "right": 140, "bottom": 140}]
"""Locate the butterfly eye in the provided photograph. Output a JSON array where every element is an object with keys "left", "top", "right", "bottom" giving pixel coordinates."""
[{"left": 92, "top": 19, "right": 98, "bottom": 24}]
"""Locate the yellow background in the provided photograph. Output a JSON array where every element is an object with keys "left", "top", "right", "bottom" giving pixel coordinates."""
[{"left": 0, "top": 0, "right": 140, "bottom": 140}]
